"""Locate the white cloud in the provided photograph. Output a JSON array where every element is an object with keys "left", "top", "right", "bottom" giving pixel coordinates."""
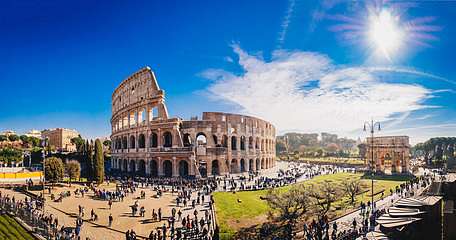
[
  {"left": 277, "top": 0, "right": 296, "bottom": 48},
  {"left": 202, "top": 45, "right": 435, "bottom": 137}
]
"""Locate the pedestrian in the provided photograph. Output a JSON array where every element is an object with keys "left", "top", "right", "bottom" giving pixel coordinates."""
[{"left": 109, "top": 214, "right": 113, "bottom": 227}]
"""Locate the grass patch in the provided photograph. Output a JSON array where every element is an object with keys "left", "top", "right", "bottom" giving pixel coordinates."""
[
  {"left": 0, "top": 215, "right": 34, "bottom": 240},
  {"left": 214, "top": 172, "right": 408, "bottom": 239}
]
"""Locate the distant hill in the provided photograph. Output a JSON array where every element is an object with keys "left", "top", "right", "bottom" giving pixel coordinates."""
[{"left": 276, "top": 132, "right": 358, "bottom": 154}]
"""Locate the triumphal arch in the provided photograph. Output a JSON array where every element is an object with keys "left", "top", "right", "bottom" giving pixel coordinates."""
[
  {"left": 110, "top": 67, "right": 276, "bottom": 178},
  {"left": 366, "top": 136, "right": 410, "bottom": 174}
]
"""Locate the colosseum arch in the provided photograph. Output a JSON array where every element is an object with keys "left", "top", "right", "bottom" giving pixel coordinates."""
[
  {"left": 138, "top": 160, "right": 146, "bottom": 176},
  {"left": 240, "top": 159, "right": 246, "bottom": 172},
  {"left": 123, "top": 159, "right": 128, "bottom": 172},
  {"left": 212, "top": 135, "right": 218, "bottom": 146},
  {"left": 256, "top": 158, "right": 260, "bottom": 171},
  {"left": 230, "top": 159, "right": 238, "bottom": 174},
  {"left": 240, "top": 136, "right": 246, "bottom": 150},
  {"left": 150, "top": 133, "right": 158, "bottom": 148},
  {"left": 150, "top": 160, "right": 158, "bottom": 177},
  {"left": 129, "top": 160, "right": 136, "bottom": 173},
  {"left": 255, "top": 137, "right": 259, "bottom": 149},
  {"left": 231, "top": 136, "right": 237, "bottom": 150},
  {"left": 130, "top": 135, "right": 136, "bottom": 149},
  {"left": 249, "top": 159, "right": 254, "bottom": 171},
  {"left": 182, "top": 133, "right": 192, "bottom": 147},
  {"left": 196, "top": 133, "right": 207, "bottom": 146},
  {"left": 163, "top": 160, "right": 173, "bottom": 177},
  {"left": 179, "top": 160, "right": 189, "bottom": 177},
  {"left": 222, "top": 135, "right": 228, "bottom": 147},
  {"left": 163, "top": 131, "right": 173, "bottom": 147},
  {"left": 138, "top": 134, "right": 146, "bottom": 148},
  {"left": 261, "top": 158, "right": 265, "bottom": 169},
  {"left": 211, "top": 160, "right": 220, "bottom": 176},
  {"left": 122, "top": 136, "right": 128, "bottom": 149},
  {"left": 249, "top": 137, "right": 254, "bottom": 149}
]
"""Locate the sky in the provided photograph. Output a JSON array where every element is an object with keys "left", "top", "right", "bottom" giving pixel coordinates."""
[{"left": 0, "top": 0, "right": 455, "bottom": 144}]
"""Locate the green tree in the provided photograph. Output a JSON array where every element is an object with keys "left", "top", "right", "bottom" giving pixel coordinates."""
[
  {"left": 343, "top": 179, "right": 362, "bottom": 204},
  {"left": 0, "top": 135, "right": 7, "bottom": 142},
  {"left": 66, "top": 160, "right": 81, "bottom": 186},
  {"left": 44, "top": 157, "right": 65, "bottom": 183},
  {"left": 86, "top": 140, "right": 94, "bottom": 180},
  {"left": 19, "top": 135, "right": 30, "bottom": 144},
  {"left": 71, "top": 136, "right": 85, "bottom": 152},
  {"left": 0, "top": 148, "right": 23, "bottom": 166},
  {"left": 29, "top": 137, "right": 41, "bottom": 147},
  {"left": 8, "top": 134, "right": 19, "bottom": 142},
  {"left": 309, "top": 180, "right": 341, "bottom": 217},
  {"left": 94, "top": 139, "right": 105, "bottom": 184}
]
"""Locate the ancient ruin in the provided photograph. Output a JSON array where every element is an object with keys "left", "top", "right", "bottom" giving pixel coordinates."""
[
  {"left": 110, "top": 67, "right": 276, "bottom": 178},
  {"left": 366, "top": 136, "right": 411, "bottom": 174}
]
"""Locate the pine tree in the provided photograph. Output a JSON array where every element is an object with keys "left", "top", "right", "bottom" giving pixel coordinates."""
[
  {"left": 94, "top": 139, "right": 105, "bottom": 184},
  {"left": 86, "top": 140, "right": 94, "bottom": 180}
]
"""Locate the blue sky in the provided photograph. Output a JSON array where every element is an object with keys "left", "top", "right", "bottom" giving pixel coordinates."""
[{"left": 0, "top": 0, "right": 455, "bottom": 144}]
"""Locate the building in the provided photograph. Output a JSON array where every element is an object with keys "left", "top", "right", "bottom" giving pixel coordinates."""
[
  {"left": 321, "top": 132, "right": 338, "bottom": 145},
  {"left": 366, "top": 136, "right": 411, "bottom": 174},
  {"left": 25, "top": 129, "right": 42, "bottom": 139},
  {"left": 110, "top": 67, "right": 276, "bottom": 178},
  {"left": 1, "top": 130, "right": 16, "bottom": 137},
  {"left": 41, "top": 128, "right": 79, "bottom": 152}
]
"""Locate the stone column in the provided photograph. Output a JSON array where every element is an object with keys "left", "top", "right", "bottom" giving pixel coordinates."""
[
  {"left": 172, "top": 157, "right": 179, "bottom": 177},
  {"left": 145, "top": 160, "right": 150, "bottom": 175},
  {"left": 158, "top": 157, "right": 163, "bottom": 176},
  {"left": 157, "top": 129, "right": 162, "bottom": 147}
]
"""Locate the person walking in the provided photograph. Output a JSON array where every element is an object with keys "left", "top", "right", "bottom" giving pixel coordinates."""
[{"left": 108, "top": 214, "right": 113, "bottom": 227}]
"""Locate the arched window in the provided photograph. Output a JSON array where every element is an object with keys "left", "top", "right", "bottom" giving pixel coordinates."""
[
  {"left": 183, "top": 133, "right": 192, "bottom": 147},
  {"left": 213, "top": 135, "right": 218, "bottom": 146},
  {"left": 255, "top": 137, "right": 259, "bottom": 149},
  {"left": 196, "top": 133, "right": 207, "bottom": 146},
  {"left": 222, "top": 135, "right": 228, "bottom": 148},
  {"left": 240, "top": 136, "right": 246, "bottom": 150},
  {"left": 150, "top": 132, "right": 158, "bottom": 148},
  {"left": 163, "top": 131, "right": 172, "bottom": 147},
  {"left": 138, "top": 134, "right": 145, "bottom": 148},
  {"left": 231, "top": 136, "right": 237, "bottom": 150},
  {"left": 122, "top": 136, "right": 128, "bottom": 149},
  {"left": 130, "top": 135, "right": 136, "bottom": 149},
  {"left": 249, "top": 136, "right": 253, "bottom": 149}
]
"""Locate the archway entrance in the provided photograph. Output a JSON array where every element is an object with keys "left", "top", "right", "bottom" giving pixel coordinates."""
[
  {"left": 256, "top": 159, "right": 260, "bottom": 171},
  {"left": 249, "top": 159, "right": 254, "bottom": 171},
  {"left": 211, "top": 160, "right": 219, "bottom": 176},
  {"left": 240, "top": 159, "right": 246, "bottom": 172},
  {"left": 138, "top": 160, "right": 146, "bottom": 176},
  {"left": 230, "top": 159, "right": 238, "bottom": 174},
  {"left": 129, "top": 160, "right": 136, "bottom": 173},
  {"left": 179, "top": 160, "right": 189, "bottom": 177},
  {"left": 199, "top": 163, "right": 207, "bottom": 178},
  {"left": 123, "top": 159, "right": 128, "bottom": 172},
  {"left": 150, "top": 160, "right": 158, "bottom": 177},
  {"left": 163, "top": 160, "right": 172, "bottom": 177}
]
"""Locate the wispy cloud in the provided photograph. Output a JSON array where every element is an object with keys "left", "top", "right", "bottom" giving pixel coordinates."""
[
  {"left": 277, "top": 0, "right": 296, "bottom": 48},
  {"left": 201, "top": 45, "right": 444, "bottom": 137}
]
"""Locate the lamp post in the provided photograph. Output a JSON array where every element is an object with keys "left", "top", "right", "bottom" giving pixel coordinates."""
[{"left": 363, "top": 120, "right": 381, "bottom": 218}]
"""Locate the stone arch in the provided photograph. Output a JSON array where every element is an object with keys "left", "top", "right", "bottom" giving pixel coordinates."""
[
  {"left": 211, "top": 160, "right": 220, "bottom": 176},
  {"left": 240, "top": 136, "right": 246, "bottom": 150},
  {"left": 130, "top": 135, "right": 136, "bottom": 149},
  {"left": 213, "top": 135, "right": 218, "bottom": 146},
  {"left": 249, "top": 136, "right": 254, "bottom": 149},
  {"left": 222, "top": 135, "right": 228, "bottom": 147},
  {"left": 179, "top": 160, "right": 189, "bottom": 177},
  {"left": 249, "top": 159, "right": 254, "bottom": 171},
  {"left": 138, "top": 134, "right": 146, "bottom": 148},
  {"left": 129, "top": 160, "right": 136, "bottom": 173},
  {"left": 261, "top": 158, "right": 265, "bottom": 169},
  {"left": 163, "top": 131, "right": 172, "bottom": 147},
  {"left": 163, "top": 160, "right": 173, "bottom": 177},
  {"left": 231, "top": 136, "right": 237, "bottom": 150},
  {"left": 240, "top": 159, "right": 246, "bottom": 172},
  {"left": 256, "top": 158, "right": 260, "bottom": 171},
  {"left": 122, "top": 136, "right": 128, "bottom": 149},
  {"left": 183, "top": 133, "right": 192, "bottom": 147},
  {"left": 199, "top": 163, "right": 207, "bottom": 178},
  {"left": 255, "top": 137, "right": 259, "bottom": 149},
  {"left": 123, "top": 159, "right": 128, "bottom": 172},
  {"left": 150, "top": 160, "right": 158, "bottom": 177},
  {"left": 138, "top": 160, "right": 146, "bottom": 176},
  {"left": 150, "top": 132, "right": 158, "bottom": 148},
  {"left": 196, "top": 132, "right": 207, "bottom": 146},
  {"left": 230, "top": 159, "right": 238, "bottom": 174}
]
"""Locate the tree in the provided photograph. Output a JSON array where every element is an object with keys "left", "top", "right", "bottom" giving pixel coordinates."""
[
  {"left": 66, "top": 160, "right": 81, "bottom": 186},
  {"left": 86, "top": 140, "right": 94, "bottom": 180},
  {"left": 29, "top": 136, "right": 41, "bottom": 147},
  {"left": 343, "top": 179, "right": 362, "bottom": 204},
  {"left": 44, "top": 157, "right": 65, "bottom": 183},
  {"left": 0, "top": 148, "right": 23, "bottom": 166},
  {"left": 0, "top": 135, "right": 7, "bottom": 142},
  {"left": 309, "top": 180, "right": 341, "bottom": 217},
  {"left": 8, "top": 134, "right": 19, "bottom": 142},
  {"left": 94, "top": 139, "right": 105, "bottom": 184},
  {"left": 266, "top": 184, "right": 310, "bottom": 238},
  {"left": 71, "top": 136, "right": 85, "bottom": 152}
]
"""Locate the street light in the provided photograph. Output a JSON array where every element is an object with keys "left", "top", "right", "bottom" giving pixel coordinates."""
[{"left": 363, "top": 120, "right": 381, "bottom": 223}]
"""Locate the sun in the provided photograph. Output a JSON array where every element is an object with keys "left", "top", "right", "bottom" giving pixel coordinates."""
[{"left": 368, "top": 9, "right": 404, "bottom": 60}]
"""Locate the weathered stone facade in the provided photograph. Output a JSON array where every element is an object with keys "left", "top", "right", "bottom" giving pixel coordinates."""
[
  {"left": 366, "top": 136, "right": 410, "bottom": 174},
  {"left": 110, "top": 67, "right": 276, "bottom": 178}
]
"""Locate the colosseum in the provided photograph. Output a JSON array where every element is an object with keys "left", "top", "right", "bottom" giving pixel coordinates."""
[{"left": 110, "top": 67, "right": 276, "bottom": 178}]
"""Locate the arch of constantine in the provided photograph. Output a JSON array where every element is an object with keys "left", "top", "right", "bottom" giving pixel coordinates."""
[{"left": 110, "top": 67, "right": 276, "bottom": 178}]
